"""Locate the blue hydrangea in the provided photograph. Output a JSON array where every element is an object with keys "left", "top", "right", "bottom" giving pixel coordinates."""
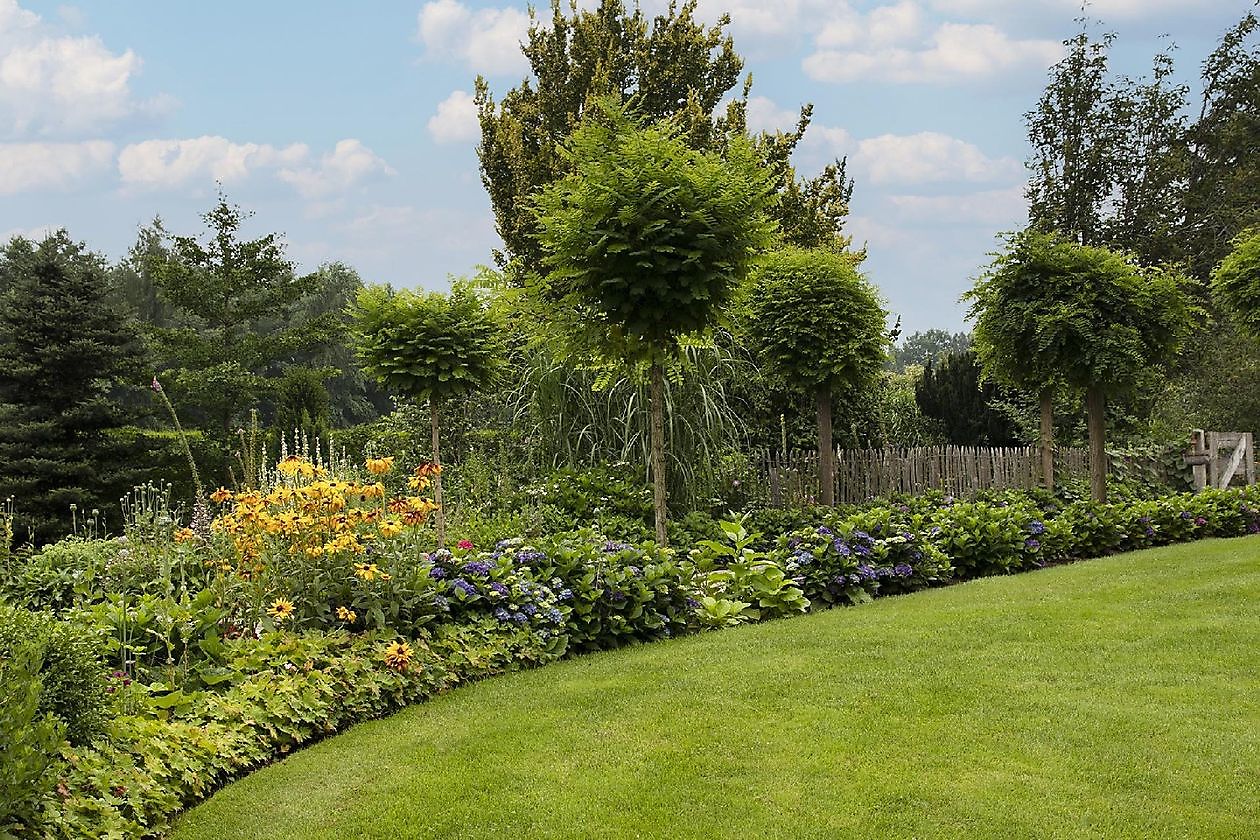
[
  {"left": 433, "top": 594, "right": 449, "bottom": 610},
  {"left": 857, "top": 564, "right": 878, "bottom": 580},
  {"left": 452, "top": 578, "right": 477, "bottom": 597},
  {"left": 558, "top": 588, "right": 573, "bottom": 601},
  {"left": 546, "top": 608, "right": 564, "bottom": 624},
  {"left": 893, "top": 563, "right": 913, "bottom": 577},
  {"left": 786, "top": 536, "right": 802, "bottom": 549},
  {"left": 516, "top": 549, "right": 547, "bottom": 563},
  {"left": 522, "top": 603, "right": 538, "bottom": 617},
  {"left": 686, "top": 597, "right": 701, "bottom": 609},
  {"left": 852, "top": 530, "right": 872, "bottom": 543},
  {"left": 493, "top": 607, "right": 510, "bottom": 622},
  {"left": 463, "top": 560, "right": 493, "bottom": 577},
  {"left": 512, "top": 611, "right": 528, "bottom": 624},
  {"left": 489, "top": 582, "right": 510, "bottom": 598},
  {"left": 832, "top": 539, "right": 851, "bottom": 557},
  {"left": 428, "top": 565, "right": 447, "bottom": 580},
  {"left": 794, "top": 549, "right": 815, "bottom": 566},
  {"left": 603, "top": 540, "right": 633, "bottom": 553},
  {"left": 627, "top": 565, "right": 641, "bottom": 577},
  {"left": 1028, "top": 520, "right": 1046, "bottom": 535},
  {"left": 816, "top": 526, "right": 834, "bottom": 537},
  {"left": 1025, "top": 538, "right": 1040, "bottom": 550},
  {"left": 853, "top": 543, "right": 872, "bottom": 557}
]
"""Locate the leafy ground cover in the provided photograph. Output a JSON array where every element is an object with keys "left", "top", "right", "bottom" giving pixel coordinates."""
[{"left": 173, "top": 538, "right": 1260, "bottom": 840}]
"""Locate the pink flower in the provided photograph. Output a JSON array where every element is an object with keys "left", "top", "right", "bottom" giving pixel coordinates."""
[
  {"left": 457, "top": 539, "right": 474, "bottom": 550},
  {"left": 151, "top": 377, "right": 163, "bottom": 393}
]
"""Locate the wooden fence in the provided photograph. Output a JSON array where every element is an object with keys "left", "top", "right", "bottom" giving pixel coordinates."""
[{"left": 756, "top": 445, "right": 1090, "bottom": 508}]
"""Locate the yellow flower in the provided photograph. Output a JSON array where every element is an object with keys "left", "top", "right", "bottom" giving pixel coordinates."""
[
  {"left": 210, "top": 487, "right": 233, "bottom": 504},
  {"left": 277, "top": 456, "right": 304, "bottom": 476},
  {"left": 365, "top": 456, "right": 394, "bottom": 475},
  {"left": 336, "top": 606, "right": 357, "bottom": 623},
  {"left": 354, "top": 562, "right": 379, "bottom": 581},
  {"left": 269, "top": 598, "right": 295, "bottom": 622},
  {"left": 173, "top": 527, "right": 197, "bottom": 544},
  {"left": 383, "top": 641, "right": 412, "bottom": 671},
  {"left": 378, "top": 519, "right": 403, "bottom": 539}
]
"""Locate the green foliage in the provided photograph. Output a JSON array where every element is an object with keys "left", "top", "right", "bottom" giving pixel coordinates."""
[
  {"left": 965, "top": 231, "right": 1197, "bottom": 396},
  {"left": 1025, "top": 27, "right": 1188, "bottom": 265},
  {"left": 0, "top": 645, "right": 63, "bottom": 835},
  {"left": 915, "top": 351, "right": 1023, "bottom": 446},
  {"left": 139, "top": 195, "right": 343, "bottom": 432},
  {"left": 1184, "top": 11, "right": 1260, "bottom": 280},
  {"left": 0, "top": 231, "right": 144, "bottom": 544},
  {"left": 532, "top": 99, "right": 777, "bottom": 365},
  {"left": 1212, "top": 228, "right": 1260, "bottom": 340},
  {"left": 476, "top": 0, "right": 852, "bottom": 273},
  {"left": 891, "top": 329, "right": 971, "bottom": 371},
  {"left": 350, "top": 284, "right": 503, "bottom": 404},
  {"left": 689, "top": 518, "right": 809, "bottom": 621},
  {"left": 747, "top": 247, "right": 887, "bottom": 393},
  {"left": 274, "top": 366, "right": 332, "bottom": 441},
  {"left": 0, "top": 604, "right": 108, "bottom": 745}
]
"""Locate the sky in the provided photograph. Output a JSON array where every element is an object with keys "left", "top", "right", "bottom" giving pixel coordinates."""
[{"left": 0, "top": 0, "right": 1253, "bottom": 333}]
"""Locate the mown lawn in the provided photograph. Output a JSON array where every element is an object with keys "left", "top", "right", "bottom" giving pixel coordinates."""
[{"left": 173, "top": 538, "right": 1260, "bottom": 839}]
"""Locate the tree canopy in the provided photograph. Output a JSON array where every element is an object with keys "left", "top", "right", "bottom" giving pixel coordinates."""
[{"left": 1212, "top": 228, "right": 1260, "bottom": 341}]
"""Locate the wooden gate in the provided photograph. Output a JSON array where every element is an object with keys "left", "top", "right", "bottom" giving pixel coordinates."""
[{"left": 1184, "top": 430, "right": 1255, "bottom": 491}]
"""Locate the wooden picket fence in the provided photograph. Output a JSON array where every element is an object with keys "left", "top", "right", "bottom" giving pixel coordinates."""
[{"left": 755, "top": 445, "right": 1090, "bottom": 508}]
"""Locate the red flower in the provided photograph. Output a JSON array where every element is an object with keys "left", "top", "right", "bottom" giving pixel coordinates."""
[{"left": 457, "top": 539, "right": 474, "bottom": 550}]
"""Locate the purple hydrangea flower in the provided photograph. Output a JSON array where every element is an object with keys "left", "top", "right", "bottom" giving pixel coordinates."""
[
  {"left": 857, "top": 564, "right": 877, "bottom": 580},
  {"left": 893, "top": 563, "right": 913, "bottom": 577},
  {"left": 603, "top": 540, "right": 633, "bottom": 553},
  {"left": 494, "top": 607, "right": 511, "bottom": 622},
  {"left": 433, "top": 594, "right": 449, "bottom": 610},
  {"left": 463, "top": 560, "right": 493, "bottom": 577},
  {"left": 832, "top": 539, "right": 851, "bottom": 557},
  {"left": 547, "top": 608, "right": 564, "bottom": 624},
  {"left": 816, "top": 526, "right": 833, "bottom": 537},
  {"left": 1025, "top": 538, "right": 1040, "bottom": 550},
  {"left": 452, "top": 578, "right": 478, "bottom": 597},
  {"left": 512, "top": 611, "right": 529, "bottom": 624},
  {"left": 428, "top": 565, "right": 447, "bottom": 580},
  {"left": 516, "top": 549, "right": 547, "bottom": 563},
  {"left": 1028, "top": 521, "right": 1045, "bottom": 535},
  {"left": 489, "top": 582, "right": 510, "bottom": 598},
  {"left": 558, "top": 588, "right": 573, "bottom": 601}
]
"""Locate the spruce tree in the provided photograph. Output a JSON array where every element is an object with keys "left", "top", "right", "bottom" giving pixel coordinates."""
[{"left": 0, "top": 232, "right": 143, "bottom": 544}]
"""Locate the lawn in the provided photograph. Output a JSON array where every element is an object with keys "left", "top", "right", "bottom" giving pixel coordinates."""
[{"left": 172, "top": 538, "right": 1260, "bottom": 840}]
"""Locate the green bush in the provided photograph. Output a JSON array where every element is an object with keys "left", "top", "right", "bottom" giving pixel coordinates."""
[
  {"left": 0, "top": 645, "right": 63, "bottom": 834},
  {"left": 0, "top": 605, "right": 108, "bottom": 745}
]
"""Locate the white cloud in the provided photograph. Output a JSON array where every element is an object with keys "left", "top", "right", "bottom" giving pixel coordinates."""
[
  {"left": 0, "top": 0, "right": 170, "bottom": 137},
  {"left": 117, "top": 136, "right": 307, "bottom": 189},
  {"left": 118, "top": 136, "right": 393, "bottom": 196},
  {"left": 0, "top": 139, "right": 113, "bottom": 194},
  {"left": 854, "top": 132, "right": 1021, "bottom": 184},
  {"left": 743, "top": 96, "right": 803, "bottom": 135},
  {"left": 886, "top": 185, "right": 1027, "bottom": 226},
  {"left": 929, "top": 0, "right": 1208, "bottom": 19},
  {"left": 2, "top": 222, "right": 57, "bottom": 241},
  {"left": 428, "top": 89, "right": 480, "bottom": 144},
  {"left": 278, "top": 139, "right": 394, "bottom": 198},
  {"left": 805, "top": 21, "right": 1062, "bottom": 84},
  {"left": 416, "top": 0, "right": 530, "bottom": 76}
]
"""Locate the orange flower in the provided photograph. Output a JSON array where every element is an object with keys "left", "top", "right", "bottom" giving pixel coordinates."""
[
  {"left": 173, "top": 527, "right": 197, "bottom": 544},
  {"left": 210, "top": 487, "right": 232, "bottom": 504}
]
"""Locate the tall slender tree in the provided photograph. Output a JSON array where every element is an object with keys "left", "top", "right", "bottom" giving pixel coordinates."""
[{"left": 532, "top": 100, "right": 776, "bottom": 543}]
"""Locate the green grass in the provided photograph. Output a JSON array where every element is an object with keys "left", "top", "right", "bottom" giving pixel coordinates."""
[{"left": 173, "top": 539, "right": 1260, "bottom": 839}]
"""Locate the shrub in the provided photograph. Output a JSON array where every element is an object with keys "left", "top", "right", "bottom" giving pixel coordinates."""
[
  {"left": 0, "top": 605, "right": 108, "bottom": 745},
  {"left": 0, "top": 645, "right": 63, "bottom": 834}
]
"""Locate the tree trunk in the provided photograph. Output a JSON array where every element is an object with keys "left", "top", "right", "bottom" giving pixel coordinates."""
[
  {"left": 1086, "top": 385, "right": 1107, "bottom": 503},
  {"left": 817, "top": 386, "right": 835, "bottom": 506},
  {"left": 649, "top": 361, "right": 668, "bottom": 546},
  {"left": 1039, "top": 389, "right": 1055, "bottom": 492},
  {"left": 430, "top": 400, "right": 446, "bottom": 548}
]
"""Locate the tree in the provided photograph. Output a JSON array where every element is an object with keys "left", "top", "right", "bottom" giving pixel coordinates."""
[
  {"left": 351, "top": 284, "right": 503, "bottom": 547},
  {"left": 891, "top": 329, "right": 971, "bottom": 371},
  {"left": 965, "top": 231, "right": 1196, "bottom": 501},
  {"left": 1025, "top": 25, "right": 1188, "bottom": 265},
  {"left": 747, "top": 248, "right": 887, "bottom": 506},
  {"left": 476, "top": 0, "right": 852, "bottom": 276},
  {"left": 532, "top": 100, "right": 776, "bottom": 543},
  {"left": 139, "top": 195, "right": 342, "bottom": 434},
  {"left": 0, "top": 232, "right": 143, "bottom": 543},
  {"left": 915, "top": 351, "right": 1022, "bottom": 447},
  {"left": 1184, "top": 11, "right": 1260, "bottom": 281},
  {"left": 1212, "top": 229, "right": 1260, "bottom": 340}
]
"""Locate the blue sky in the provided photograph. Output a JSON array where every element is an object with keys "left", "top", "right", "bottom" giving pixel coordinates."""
[{"left": 1, "top": 0, "right": 1252, "bottom": 332}]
